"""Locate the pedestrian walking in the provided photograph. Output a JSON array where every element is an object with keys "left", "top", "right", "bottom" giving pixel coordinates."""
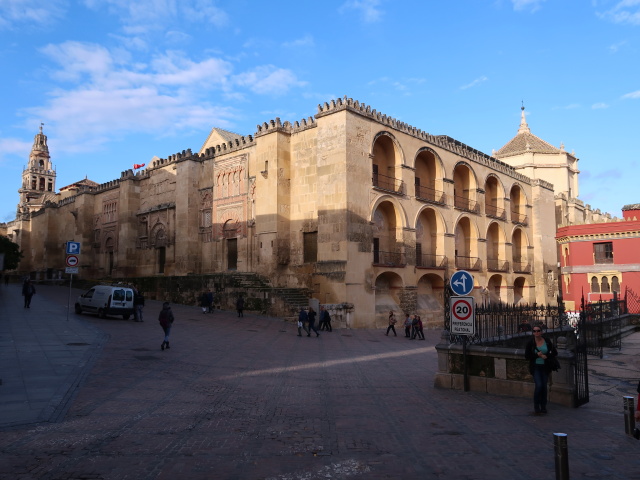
[
  {"left": 236, "top": 295, "right": 245, "bottom": 317},
  {"left": 22, "top": 279, "right": 36, "bottom": 308},
  {"left": 133, "top": 289, "right": 145, "bottom": 322},
  {"left": 200, "top": 290, "right": 211, "bottom": 314},
  {"left": 297, "top": 307, "right": 310, "bottom": 336},
  {"left": 524, "top": 326, "right": 558, "bottom": 414},
  {"left": 415, "top": 315, "right": 425, "bottom": 340},
  {"left": 404, "top": 313, "right": 412, "bottom": 338},
  {"left": 158, "top": 302, "right": 175, "bottom": 351},
  {"left": 206, "top": 290, "right": 215, "bottom": 313},
  {"left": 319, "top": 305, "right": 332, "bottom": 331},
  {"left": 410, "top": 315, "right": 420, "bottom": 339},
  {"left": 386, "top": 310, "right": 397, "bottom": 336},
  {"left": 307, "top": 307, "right": 320, "bottom": 337}
]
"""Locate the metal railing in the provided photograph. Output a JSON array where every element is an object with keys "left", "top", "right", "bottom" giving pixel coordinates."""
[
  {"left": 373, "top": 173, "right": 404, "bottom": 195},
  {"left": 416, "top": 254, "right": 448, "bottom": 269},
  {"left": 485, "top": 203, "right": 506, "bottom": 220},
  {"left": 455, "top": 255, "right": 482, "bottom": 270},
  {"left": 451, "top": 302, "right": 571, "bottom": 345},
  {"left": 512, "top": 260, "right": 532, "bottom": 273},
  {"left": 511, "top": 211, "right": 528, "bottom": 225},
  {"left": 487, "top": 258, "right": 509, "bottom": 272},
  {"left": 373, "top": 250, "right": 406, "bottom": 267},
  {"left": 415, "top": 185, "right": 446, "bottom": 205},
  {"left": 454, "top": 195, "right": 480, "bottom": 213}
]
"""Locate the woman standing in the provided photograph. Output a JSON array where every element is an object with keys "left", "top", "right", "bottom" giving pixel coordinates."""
[
  {"left": 386, "top": 311, "right": 397, "bottom": 336},
  {"left": 525, "top": 327, "right": 558, "bottom": 414},
  {"left": 158, "top": 302, "right": 175, "bottom": 351}
]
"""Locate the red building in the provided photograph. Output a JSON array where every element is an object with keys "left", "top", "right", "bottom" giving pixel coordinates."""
[{"left": 557, "top": 204, "right": 640, "bottom": 312}]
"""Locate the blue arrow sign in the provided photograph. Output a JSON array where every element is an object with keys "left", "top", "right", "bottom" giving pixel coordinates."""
[{"left": 451, "top": 270, "right": 474, "bottom": 296}]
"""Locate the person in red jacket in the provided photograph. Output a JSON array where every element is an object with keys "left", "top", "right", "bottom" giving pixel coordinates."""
[{"left": 158, "top": 302, "right": 175, "bottom": 351}]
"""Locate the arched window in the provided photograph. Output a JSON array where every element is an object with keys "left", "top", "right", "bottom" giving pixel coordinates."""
[
  {"left": 591, "top": 276, "right": 600, "bottom": 293},
  {"left": 612, "top": 276, "right": 620, "bottom": 293},
  {"left": 601, "top": 276, "right": 610, "bottom": 293}
]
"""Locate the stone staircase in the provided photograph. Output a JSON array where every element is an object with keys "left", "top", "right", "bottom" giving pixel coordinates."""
[{"left": 226, "top": 272, "right": 310, "bottom": 319}]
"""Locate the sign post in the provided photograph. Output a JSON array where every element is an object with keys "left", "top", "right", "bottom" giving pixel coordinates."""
[
  {"left": 65, "top": 242, "right": 81, "bottom": 322},
  {"left": 449, "top": 270, "right": 475, "bottom": 392}
]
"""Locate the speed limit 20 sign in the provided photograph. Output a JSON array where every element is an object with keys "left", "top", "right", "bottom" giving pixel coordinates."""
[{"left": 450, "top": 296, "right": 475, "bottom": 335}]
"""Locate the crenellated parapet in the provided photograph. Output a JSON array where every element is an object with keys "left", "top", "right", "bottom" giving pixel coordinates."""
[
  {"left": 255, "top": 117, "right": 291, "bottom": 137},
  {"left": 202, "top": 135, "right": 255, "bottom": 158},
  {"left": 316, "top": 95, "right": 530, "bottom": 183},
  {"left": 291, "top": 116, "right": 316, "bottom": 134},
  {"left": 150, "top": 148, "right": 199, "bottom": 169},
  {"left": 94, "top": 178, "right": 121, "bottom": 193}
]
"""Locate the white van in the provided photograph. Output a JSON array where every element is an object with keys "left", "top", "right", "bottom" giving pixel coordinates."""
[{"left": 75, "top": 285, "right": 135, "bottom": 319}]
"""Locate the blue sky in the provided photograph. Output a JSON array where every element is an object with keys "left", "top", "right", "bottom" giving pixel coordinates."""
[{"left": 1, "top": 0, "right": 639, "bottom": 223}]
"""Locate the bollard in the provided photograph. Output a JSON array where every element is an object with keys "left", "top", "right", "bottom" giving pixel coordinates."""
[
  {"left": 553, "top": 433, "right": 569, "bottom": 480},
  {"left": 623, "top": 396, "right": 635, "bottom": 435}
]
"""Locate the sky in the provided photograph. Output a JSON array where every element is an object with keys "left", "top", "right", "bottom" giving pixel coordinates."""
[{"left": 0, "top": 0, "right": 639, "bottom": 223}]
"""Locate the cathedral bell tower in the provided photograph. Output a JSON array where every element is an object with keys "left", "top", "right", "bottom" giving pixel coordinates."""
[{"left": 18, "top": 124, "right": 57, "bottom": 215}]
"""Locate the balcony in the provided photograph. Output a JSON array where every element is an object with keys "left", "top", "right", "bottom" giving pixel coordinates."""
[
  {"left": 485, "top": 203, "right": 506, "bottom": 220},
  {"left": 415, "top": 185, "right": 446, "bottom": 205},
  {"left": 455, "top": 255, "right": 482, "bottom": 270},
  {"left": 373, "top": 250, "right": 406, "bottom": 267},
  {"left": 512, "top": 260, "right": 532, "bottom": 273},
  {"left": 487, "top": 258, "right": 510, "bottom": 272},
  {"left": 454, "top": 195, "right": 480, "bottom": 214},
  {"left": 416, "top": 254, "right": 448, "bottom": 269},
  {"left": 373, "top": 173, "right": 404, "bottom": 195},
  {"left": 511, "top": 211, "right": 528, "bottom": 226}
]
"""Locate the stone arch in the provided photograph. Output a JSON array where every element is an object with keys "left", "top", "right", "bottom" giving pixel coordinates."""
[
  {"left": 150, "top": 222, "right": 168, "bottom": 248},
  {"left": 414, "top": 206, "right": 447, "bottom": 267},
  {"left": 453, "top": 161, "right": 480, "bottom": 213},
  {"left": 513, "top": 276, "right": 530, "bottom": 304},
  {"left": 417, "top": 273, "right": 445, "bottom": 328},
  {"left": 484, "top": 173, "right": 506, "bottom": 219},
  {"left": 454, "top": 214, "right": 481, "bottom": 270},
  {"left": 486, "top": 221, "right": 508, "bottom": 272},
  {"left": 371, "top": 131, "right": 405, "bottom": 193},
  {"left": 413, "top": 147, "right": 446, "bottom": 203},
  {"left": 374, "top": 271, "right": 404, "bottom": 328},
  {"left": 487, "top": 274, "right": 506, "bottom": 304}
]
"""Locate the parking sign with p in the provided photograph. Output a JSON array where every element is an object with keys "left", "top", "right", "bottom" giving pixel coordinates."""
[{"left": 66, "top": 241, "right": 81, "bottom": 255}]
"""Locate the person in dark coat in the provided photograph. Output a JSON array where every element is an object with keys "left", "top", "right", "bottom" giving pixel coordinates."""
[
  {"left": 319, "top": 305, "right": 332, "bottom": 332},
  {"left": 22, "top": 279, "right": 36, "bottom": 308},
  {"left": 525, "top": 327, "right": 558, "bottom": 414},
  {"left": 297, "top": 308, "right": 309, "bottom": 337},
  {"left": 133, "top": 289, "right": 145, "bottom": 322},
  {"left": 159, "top": 302, "right": 175, "bottom": 351},
  {"left": 200, "top": 291, "right": 211, "bottom": 314},
  {"left": 236, "top": 295, "right": 245, "bottom": 317},
  {"left": 307, "top": 307, "right": 320, "bottom": 337}
]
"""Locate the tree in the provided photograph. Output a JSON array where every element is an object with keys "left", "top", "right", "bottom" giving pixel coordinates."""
[{"left": 0, "top": 235, "right": 23, "bottom": 270}]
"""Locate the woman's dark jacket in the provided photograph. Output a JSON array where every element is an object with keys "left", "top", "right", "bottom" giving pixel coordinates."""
[{"left": 525, "top": 336, "right": 558, "bottom": 374}]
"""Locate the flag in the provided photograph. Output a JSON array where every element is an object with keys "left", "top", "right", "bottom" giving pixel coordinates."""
[{"left": 133, "top": 163, "right": 146, "bottom": 169}]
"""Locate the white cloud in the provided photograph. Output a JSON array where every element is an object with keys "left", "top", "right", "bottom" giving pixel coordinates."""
[
  {"left": 597, "top": 0, "right": 640, "bottom": 25},
  {"left": 20, "top": 41, "right": 304, "bottom": 154},
  {"left": 622, "top": 90, "right": 640, "bottom": 99},
  {"left": 0, "top": 138, "right": 32, "bottom": 163},
  {"left": 233, "top": 65, "right": 306, "bottom": 95},
  {"left": 460, "top": 76, "right": 488, "bottom": 90},
  {"left": 511, "top": 0, "right": 547, "bottom": 12},
  {"left": 609, "top": 40, "right": 628, "bottom": 53},
  {"left": 82, "top": 0, "right": 228, "bottom": 35},
  {"left": 592, "top": 102, "right": 609, "bottom": 109},
  {"left": 339, "top": 0, "right": 383, "bottom": 23},
  {"left": 0, "top": 0, "right": 67, "bottom": 30},
  {"left": 283, "top": 35, "right": 315, "bottom": 48}
]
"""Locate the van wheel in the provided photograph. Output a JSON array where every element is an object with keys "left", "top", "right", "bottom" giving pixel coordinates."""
[
  {"left": 123, "top": 314, "right": 130, "bottom": 320},
  {"left": 98, "top": 308, "right": 106, "bottom": 319},
  {"left": 74, "top": 304, "right": 82, "bottom": 314}
]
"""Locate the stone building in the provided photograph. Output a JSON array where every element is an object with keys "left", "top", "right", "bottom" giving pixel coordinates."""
[{"left": 3, "top": 97, "right": 588, "bottom": 327}]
